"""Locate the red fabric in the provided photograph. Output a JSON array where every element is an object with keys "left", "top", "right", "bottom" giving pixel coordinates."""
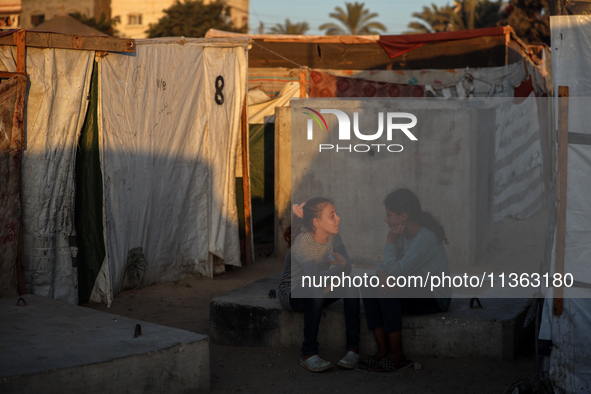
[
  {"left": 378, "top": 26, "right": 508, "bottom": 59},
  {"left": 309, "top": 70, "right": 425, "bottom": 98},
  {"left": 513, "top": 75, "right": 534, "bottom": 103}
]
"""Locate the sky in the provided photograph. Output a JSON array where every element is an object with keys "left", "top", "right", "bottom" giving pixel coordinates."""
[{"left": 248, "top": 0, "right": 453, "bottom": 35}]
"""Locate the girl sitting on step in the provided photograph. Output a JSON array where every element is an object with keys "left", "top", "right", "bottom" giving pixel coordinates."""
[
  {"left": 278, "top": 197, "right": 360, "bottom": 373},
  {"left": 358, "top": 188, "right": 452, "bottom": 373}
]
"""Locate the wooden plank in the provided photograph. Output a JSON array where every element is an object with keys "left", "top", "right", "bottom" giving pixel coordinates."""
[
  {"left": 15, "top": 29, "right": 27, "bottom": 294},
  {"left": 15, "top": 30, "right": 25, "bottom": 73},
  {"left": 554, "top": 86, "right": 569, "bottom": 316},
  {"left": 241, "top": 96, "right": 253, "bottom": 265},
  {"left": 0, "top": 31, "right": 135, "bottom": 53},
  {"left": 261, "top": 35, "right": 379, "bottom": 44},
  {"left": 299, "top": 67, "right": 307, "bottom": 97},
  {"left": 274, "top": 107, "right": 291, "bottom": 259},
  {"left": 248, "top": 35, "right": 508, "bottom": 70},
  {"left": 504, "top": 30, "right": 510, "bottom": 65},
  {"left": 15, "top": 69, "right": 29, "bottom": 295},
  {"left": 17, "top": 158, "right": 26, "bottom": 295},
  {"left": 205, "top": 29, "right": 379, "bottom": 44},
  {"left": 0, "top": 71, "right": 27, "bottom": 79}
]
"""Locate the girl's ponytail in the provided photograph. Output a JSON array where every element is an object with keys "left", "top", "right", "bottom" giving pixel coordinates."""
[
  {"left": 289, "top": 197, "right": 334, "bottom": 244},
  {"left": 418, "top": 211, "right": 448, "bottom": 245}
]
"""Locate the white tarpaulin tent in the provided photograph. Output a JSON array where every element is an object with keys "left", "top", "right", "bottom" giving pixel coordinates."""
[
  {"left": 91, "top": 38, "right": 249, "bottom": 305},
  {"left": 0, "top": 46, "right": 94, "bottom": 305},
  {"left": 538, "top": 15, "right": 591, "bottom": 393},
  {"left": 1, "top": 37, "right": 250, "bottom": 306}
]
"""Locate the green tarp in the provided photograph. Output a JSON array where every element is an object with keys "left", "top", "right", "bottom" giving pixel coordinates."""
[{"left": 75, "top": 62, "right": 105, "bottom": 304}]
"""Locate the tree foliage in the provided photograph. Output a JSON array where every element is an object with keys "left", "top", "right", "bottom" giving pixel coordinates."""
[
  {"left": 408, "top": 1, "right": 502, "bottom": 34},
  {"left": 407, "top": 4, "right": 456, "bottom": 33},
  {"left": 499, "top": 0, "right": 550, "bottom": 45},
  {"left": 71, "top": 12, "right": 120, "bottom": 36},
  {"left": 407, "top": 0, "right": 550, "bottom": 45},
  {"left": 146, "top": 0, "right": 246, "bottom": 38},
  {"left": 319, "top": 2, "right": 386, "bottom": 35},
  {"left": 269, "top": 19, "right": 310, "bottom": 35}
]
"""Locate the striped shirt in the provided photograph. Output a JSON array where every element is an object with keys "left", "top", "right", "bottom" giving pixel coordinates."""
[{"left": 278, "top": 232, "right": 345, "bottom": 309}]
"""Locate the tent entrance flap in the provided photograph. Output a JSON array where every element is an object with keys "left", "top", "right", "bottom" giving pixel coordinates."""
[
  {"left": 75, "top": 61, "right": 106, "bottom": 305},
  {"left": 89, "top": 39, "right": 248, "bottom": 304}
]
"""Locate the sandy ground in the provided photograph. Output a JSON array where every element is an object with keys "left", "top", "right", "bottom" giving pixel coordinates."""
[{"left": 85, "top": 211, "right": 549, "bottom": 393}]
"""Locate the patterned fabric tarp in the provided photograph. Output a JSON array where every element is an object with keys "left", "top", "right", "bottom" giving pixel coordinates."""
[
  {"left": 0, "top": 75, "right": 26, "bottom": 297},
  {"left": 0, "top": 46, "right": 94, "bottom": 305},
  {"left": 309, "top": 70, "right": 425, "bottom": 98}
]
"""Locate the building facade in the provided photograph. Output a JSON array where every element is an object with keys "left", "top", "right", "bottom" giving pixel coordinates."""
[
  {"left": 0, "top": 0, "right": 22, "bottom": 28},
  {"left": 113, "top": 0, "right": 248, "bottom": 38},
  {"left": 19, "top": 0, "right": 109, "bottom": 29},
  {"left": 12, "top": 0, "right": 248, "bottom": 37}
]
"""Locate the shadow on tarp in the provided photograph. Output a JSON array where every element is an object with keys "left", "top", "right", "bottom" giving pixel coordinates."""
[{"left": 75, "top": 62, "right": 244, "bottom": 304}]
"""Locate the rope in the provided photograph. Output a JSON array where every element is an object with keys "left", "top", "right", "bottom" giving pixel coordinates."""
[{"left": 252, "top": 41, "right": 304, "bottom": 68}]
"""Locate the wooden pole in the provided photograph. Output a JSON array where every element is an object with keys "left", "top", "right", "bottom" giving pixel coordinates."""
[
  {"left": 17, "top": 153, "right": 26, "bottom": 295},
  {"left": 15, "top": 30, "right": 26, "bottom": 73},
  {"left": 299, "top": 67, "right": 307, "bottom": 98},
  {"left": 0, "top": 31, "right": 135, "bottom": 53},
  {"left": 15, "top": 29, "right": 27, "bottom": 295},
  {"left": 554, "top": 86, "right": 569, "bottom": 316},
  {"left": 241, "top": 96, "right": 253, "bottom": 265}
]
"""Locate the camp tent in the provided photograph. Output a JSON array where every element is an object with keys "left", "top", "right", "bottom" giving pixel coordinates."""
[{"left": 0, "top": 32, "right": 250, "bottom": 305}]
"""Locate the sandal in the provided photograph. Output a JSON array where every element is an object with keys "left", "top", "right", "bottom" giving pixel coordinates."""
[
  {"left": 354, "top": 355, "right": 379, "bottom": 372},
  {"left": 368, "top": 358, "right": 413, "bottom": 374}
]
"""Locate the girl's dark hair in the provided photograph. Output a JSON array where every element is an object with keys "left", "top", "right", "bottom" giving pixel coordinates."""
[
  {"left": 290, "top": 197, "right": 334, "bottom": 242},
  {"left": 384, "top": 188, "right": 448, "bottom": 244}
]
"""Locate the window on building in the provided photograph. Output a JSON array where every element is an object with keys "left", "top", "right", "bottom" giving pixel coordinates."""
[
  {"left": 0, "top": 16, "right": 12, "bottom": 27},
  {"left": 127, "top": 14, "right": 143, "bottom": 26},
  {"left": 31, "top": 14, "right": 45, "bottom": 26}
]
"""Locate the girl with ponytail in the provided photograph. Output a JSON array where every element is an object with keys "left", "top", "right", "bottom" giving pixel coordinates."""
[
  {"left": 278, "top": 197, "right": 360, "bottom": 373},
  {"left": 358, "top": 188, "right": 452, "bottom": 373}
]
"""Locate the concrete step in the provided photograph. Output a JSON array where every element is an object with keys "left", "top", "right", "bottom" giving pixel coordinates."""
[
  {"left": 0, "top": 295, "right": 210, "bottom": 393},
  {"left": 210, "top": 275, "right": 532, "bottom": 360}
]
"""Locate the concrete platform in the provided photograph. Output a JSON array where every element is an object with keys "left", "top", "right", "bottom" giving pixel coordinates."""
[
  {"left": 0, "top": 295, "right": 209, "bottom": 393},
  {"left": 210, "top": 275, "right": 532, "bottom": 360}
]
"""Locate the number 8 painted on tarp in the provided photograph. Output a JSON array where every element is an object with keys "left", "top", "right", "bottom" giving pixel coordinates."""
[{"left": 215, "top": 76, "right": 224, "bottom": 105}]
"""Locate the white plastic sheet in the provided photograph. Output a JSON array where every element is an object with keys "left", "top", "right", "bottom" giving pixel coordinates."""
[
  {"left": 492, "top": 94, "right": 545, "bottom": 220},
  {"left": 0, "top": 46, "right": 94, "bottom": 305},
  {"left": 540, "top": 15, "right": 591, "bottom": 393},
  {"left": 248, "top": 81, "right": 300, "bottom": 124},
  {"left": 91, "top": 38, "right": 248, "bottom": 305}
]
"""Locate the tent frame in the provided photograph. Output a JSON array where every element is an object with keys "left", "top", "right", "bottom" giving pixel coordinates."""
[{"left": 0, "top": 30, "right": 134, "bottom": 53}]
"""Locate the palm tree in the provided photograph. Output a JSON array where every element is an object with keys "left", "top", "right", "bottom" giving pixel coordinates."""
[
  {"left": 498, "top": 0, "right": 550, "bottom": 45},
  {"left": 407, "top": 4, "right": 456, "bottom": 33},
  {"left": 408, "top": 0, "right": 502, "bottom": 33},
  {"left": 269, "top": 19, "right": 310, "bottom": 35},
  {"left": 319, "top": 2, "right": 386, "bottom": 35},
  {"left": 456, "top": 0, "right": 503, "bottom": 30}
]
